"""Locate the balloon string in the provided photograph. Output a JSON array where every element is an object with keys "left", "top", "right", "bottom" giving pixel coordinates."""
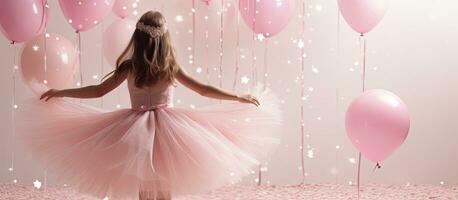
[
  {"left": 44, "top": 27, "right": 48, "bottom": 81},
  {"left": 76, "top": 31, "right": 83, "bottom": 104},
  {"left": 77, "top": 31, "right": 83, "bottom": 88},
  {"left": 218, "top": 0, "right": 224, "bottom": 89},
  {"left": 262, "top": 40, "right": 268, "bottom": 91},
  {"left": 204, "top": 15, "right": 210, "bottom": 84},
  {"left": 249, "top": 0, "right": 262, "bottom": 185},
  {"left": 192, "top": 0, "right": 196, "bottom": 70},
  {"left": 356, "top": 34, "right": 367, "bottom": 200},
  {"left": 251, "top": 0, "right": 257, "bottom": 88},
  {"left": 232, "top": 0, "right": 241, "bottom": 92},
  {"left": 257, "top": 165, "right": 262, "bottom": 186},
  {"left": 357, "top": 152, "right": 362, "bottom": 200},
  {"left": 298, "top": 0, "right": 307, "bottom": 185},
  {"left": 360, "top": 34, "right": 366, "bottom": 92},
  {"left": 337, "top": 5, "right": 340, "bottom": 55},
  {"left": 335, "top": 4, "right": 341, "bottom": 185},
  {"left": 43, "top": 170, "right": 47, "bottom": 191},
  {"left": 10, "top": 44, "right": 17, "bottom": 184},
  {"left": 100, "top": 22, "right": 105, "bottom": 108}
]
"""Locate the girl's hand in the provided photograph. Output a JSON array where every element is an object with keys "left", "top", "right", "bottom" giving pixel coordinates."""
[
  {"left": 237, "top": 94, "right": 260, "bottom": 106},
  {"left": 40, "top": 89, "right": 63, "bottom": 101}
]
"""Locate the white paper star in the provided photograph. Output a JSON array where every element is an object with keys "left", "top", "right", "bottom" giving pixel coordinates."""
[
  {"left": 241, "top": 76, "right": 250, "bottom": 84},
  {"left": 33, "top": 180, "right": 42, "bottom": 189}
]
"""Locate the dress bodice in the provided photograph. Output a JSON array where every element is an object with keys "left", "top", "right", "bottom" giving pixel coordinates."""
[{"left": 127, "top": 74, "right": 174, "bottom": 111}]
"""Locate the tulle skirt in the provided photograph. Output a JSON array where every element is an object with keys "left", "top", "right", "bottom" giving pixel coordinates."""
[{"left": 16, "top": 88, "right": 282, "bottom": 200}]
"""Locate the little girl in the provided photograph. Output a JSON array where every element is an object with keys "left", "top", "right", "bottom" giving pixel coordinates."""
[{"left": 17, "top": 11, "right": 281, "bottom": 200}]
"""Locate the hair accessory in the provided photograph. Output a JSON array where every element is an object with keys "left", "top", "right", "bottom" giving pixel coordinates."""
[{"left": 136, "top": 22, "right": 166, "bottom": 38}]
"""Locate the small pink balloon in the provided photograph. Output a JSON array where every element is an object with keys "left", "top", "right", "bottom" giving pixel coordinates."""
[
  {"left": 20, "top": 33, "right": 79, "bottom": 94},
  {"left": 59, "top": 0, "right": 114, "bottom": 32},
  {"left": 338, "top": 0, "right": 389, "bottom": 35},
  {"left": 102, "top": 18, "right": 136, "bottom": 67},
  {"left": 113, "top": 0, "right": 139, "bottom": 19},
  {"left": 346, "top": 90, "right": 410, "bottom": 163},
  {"left": 239, "top": 0, "right": 293, "bottom": 38},
  {"left": 0, "top": 0, "right": 48, "bottom": 43}
]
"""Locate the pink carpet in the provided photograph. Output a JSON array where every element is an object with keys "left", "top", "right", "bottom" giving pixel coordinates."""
[{"left": 1, "top": 183, "right": 457, "bottom": 200}]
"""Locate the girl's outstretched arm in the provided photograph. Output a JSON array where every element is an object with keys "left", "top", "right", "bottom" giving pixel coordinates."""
[
  {"left": 40, "top": 67, "right": 129, "bottom": 101},
  {"left": 175, "top": 67, "right": 259, "bottom": 106}
]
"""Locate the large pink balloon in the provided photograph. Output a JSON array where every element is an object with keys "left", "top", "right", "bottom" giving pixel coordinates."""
[
  {"left": 59, "top": 0, "right": 114, "bottom": 32},
  {"left": 346, "top": 90, "right": 410, "bottom": 163},
  {"left": 338, "top": 0, "right": 388, "bottom": 35},
  {"left": 20, "top": 33, "right": 79, "bottom": 94},
  {"left": 113, "top": 0, "right": 139, "bottom": 19},
  {"left": 102, "top": 18, "right": 136, "bottom": 67},
  {"left": 239, "top": 0, "right": 293, "bottom": 38},
  {"left": 0, "top": 0, "right": 48, "bottom": 43}
]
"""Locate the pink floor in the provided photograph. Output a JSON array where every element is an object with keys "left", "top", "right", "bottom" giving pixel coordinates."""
[{"left": 1, "top": 183, "right": 457, "bottom": 200}]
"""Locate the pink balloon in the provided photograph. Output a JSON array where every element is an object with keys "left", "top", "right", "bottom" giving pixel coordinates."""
[
  {"left": 113, "top": 0, "right": 139, "bottom": 19},
  {"left": 20, "top": 33, "right": 79, "bottom": 94},
  {"left": 102, "top": 18, "right": 136, "bottom": 67},
  {"left": 0, "top": 0, "right": 48, "bottom": 43},
  {"left": 338, "top": 0, "right": 388, "bottom": 35},
  {"left": 239, "top": 0, "right": 293, "bottom": 38},
  {"left": 59, "top": 0, "right": 114, "bottom": 32},
  {"left": 346, "top": 90, "right": 410, "bottom": 163}
]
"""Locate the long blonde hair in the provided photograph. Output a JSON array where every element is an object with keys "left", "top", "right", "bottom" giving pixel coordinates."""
[{"left": 105, "top": 11, "right": 179, "bottom": 88}]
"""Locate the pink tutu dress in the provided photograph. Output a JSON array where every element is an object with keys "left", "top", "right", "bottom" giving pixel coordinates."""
[{"left": 16, "top": 75, "right": 282, "bottom": 200}]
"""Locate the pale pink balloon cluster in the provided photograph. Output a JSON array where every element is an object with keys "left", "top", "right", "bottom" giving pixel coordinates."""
[
  {"left": 20, "top": 33, "right": 79, "bottom": 94},
  {"left": 0, "top": 0, "right": 126, "bottom": 93},
  {"left": 339, "top": 0, "right": 411, "bottom": 163}
]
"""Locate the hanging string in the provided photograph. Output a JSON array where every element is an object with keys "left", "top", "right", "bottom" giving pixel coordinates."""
[
  {"left": 250, "top": 1, "right": 257, "bottom": 88},
  {"left": 76, "top": 31, "right": 83, "bottom": 104},
  {"left": 335, "top": 1, "right": 341, "bottom": 185},
  {"left": 192, "top": 0, "right": 196, "bottom": 71},
  {"left": 360, "top": 34, "right": 366, "bottom": 92},
  {"left": 218, "top": 0, "right": 224, "bottom": 89},
  {"left": 43, "top": 170, "right": 48, "bottom": 191},
  {"left": 248, "top": 0, "right": 263, "bottom": 186},
  {"left": 299, "top": 0, "right": 307, "bottom": 185},
  {"left": 356, "top": 33, "right": 366, "bottom": 200},
  {"left": 10, "top": 44, "right": 17, "bottom": 184},
  {"left": 337, "top": 5, "right": 341, "bottom": 58},
  {"left": 204, "top": 14, "right": 210, "bottom": 84},
  {"left": 77, "top": 31, "right": 83, "bottom": 87},
  {"left": 232, "top": 0, "right": 241, "bottom": 92},
  {"left": 357, "top": 152, "right": 362, "bottom": 199},
  {"left": 262, "top": 40, "right": 268, "bottom": 91},
  {"left": 100, "top": 22, "right": 105, "bottom": 108},
  {"left": 42, "top": 1, "right": 49, "bottom": 189}
]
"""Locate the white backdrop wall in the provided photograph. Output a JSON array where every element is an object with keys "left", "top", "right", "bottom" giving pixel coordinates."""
[{"left": 0, "top": 0, "right": 457, "bottom": 187}]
